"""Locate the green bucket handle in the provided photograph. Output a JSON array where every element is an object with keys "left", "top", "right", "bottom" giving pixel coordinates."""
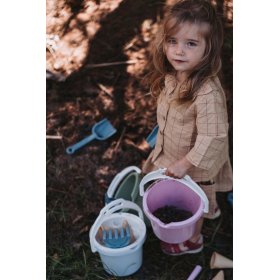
[{"left": 105, "top": 166, "right": 141, "bottom": 204}]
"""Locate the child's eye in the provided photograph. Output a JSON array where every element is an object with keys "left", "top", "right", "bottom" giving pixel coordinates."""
[
  {"left": 167, "top": 38, "right": 177, "bottom": 45},
  {"left": 186, "top": 41, "right": 197, "bottom": 47}
]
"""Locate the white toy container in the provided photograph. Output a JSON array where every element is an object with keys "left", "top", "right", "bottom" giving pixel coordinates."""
[{"left": 89, "top": 199, "right": 146, "bottom": 276}]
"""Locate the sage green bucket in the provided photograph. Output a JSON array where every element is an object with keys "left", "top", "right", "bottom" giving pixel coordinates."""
[{"left": 105, "top": 166, "right": 151, "bottom": 226}]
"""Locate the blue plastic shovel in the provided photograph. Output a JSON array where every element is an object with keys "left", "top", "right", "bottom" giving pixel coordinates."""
[
  {"left": 66, "top": 118, "right": 117, "bottom": 154},
  {"left": 227, "top": 192, "right": 233, "bottom": 206},
  {"left": 146, "top": 125, "right": 159, "bottom": 148}
]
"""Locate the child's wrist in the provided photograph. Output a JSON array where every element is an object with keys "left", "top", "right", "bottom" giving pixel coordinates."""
[{"left": 182, "top": 156, "right": 193, "bottom": 170}]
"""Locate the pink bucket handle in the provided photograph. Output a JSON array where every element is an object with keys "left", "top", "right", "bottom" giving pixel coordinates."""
[
  {"left": 89, "top": 198, "right": 144, "bottom": 252},
  {"left": 139, "top": 168, "right": 209, "bottom": 213}
]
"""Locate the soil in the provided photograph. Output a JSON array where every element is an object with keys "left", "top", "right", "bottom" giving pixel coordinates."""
[
  {"left": 153, "top": 206, "right": 193, "bottom": 224},
  {"left": 46, "top": 0, "right": 233, "bottom": 279}
]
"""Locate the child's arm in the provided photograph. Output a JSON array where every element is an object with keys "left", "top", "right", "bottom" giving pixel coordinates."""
[
  {"left": 185, "top": 91, "right": 228, "bottom": 173},
  {"left": 166, "top": 89, "right": 228, "bottom": 179},
  {"left": 165, "top": 156, "right": 194, "bottom": 178}
]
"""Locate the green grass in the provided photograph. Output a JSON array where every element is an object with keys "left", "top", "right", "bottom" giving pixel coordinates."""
[
  {"left": 47, "top": 243, "right": 110, "bottom": 280},
  {"left": 47, "top": 207, "right": 232, "bottom": 279}
]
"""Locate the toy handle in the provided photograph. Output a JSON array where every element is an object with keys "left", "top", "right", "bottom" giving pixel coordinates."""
[
  {"left": 106, "top": 166, "right": 141, "bottom": 200},
  {"left": 146, "top": 125, "right": 159, "bottom": 148},
  {"left": 89, "top": 199, "right": 144, "bottom": 252},
  {"left": 139, "top": 168, "right": 209, "bottom": 213},
  {"left": 66, "top": 133, "right": 97, "bottom": 154}
]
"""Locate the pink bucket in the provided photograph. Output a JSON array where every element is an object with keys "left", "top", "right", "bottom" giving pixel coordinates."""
[{"left": 139, "top": 169, "right": 209, "bottom": 243}]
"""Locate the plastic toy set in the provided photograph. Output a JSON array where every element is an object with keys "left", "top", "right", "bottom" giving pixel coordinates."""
[
  {"left": 66, "top": 119, "right": 231, "bottom": 278},
  {"left": 89, "top": 167, "right": 209, "bottom": 277}
]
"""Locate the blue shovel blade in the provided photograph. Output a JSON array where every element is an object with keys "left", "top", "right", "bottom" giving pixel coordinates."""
[
  {"left": 66, "top": 118, "right": 117, "bottom": 154},
  {"left": 93, "top": 118, "right": 117, "bottom": 140}
]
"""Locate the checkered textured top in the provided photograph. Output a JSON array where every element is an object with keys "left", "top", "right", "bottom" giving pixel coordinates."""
[{"left": 143, "top": 74, "right": 232, "bottom": 190}]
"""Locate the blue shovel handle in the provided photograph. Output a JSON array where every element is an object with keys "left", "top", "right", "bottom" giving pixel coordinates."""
[{"left": 66, "top": 133, "right": 97, "bottom": 154}]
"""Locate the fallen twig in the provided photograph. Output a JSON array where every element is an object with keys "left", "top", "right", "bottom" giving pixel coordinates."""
[
  {"left": 48, "top": 188, "right": 69, "bottom": 195},
  {"left": 85, "top": 60, "right": 138, "bottom": 68},
  {"left": 46, "top": 135, "right": 63, "bottom": 140},
  {"left": 97, "top": 83, "right": 113, "bottom": 97},
  {"left": 124, "top": 37, "right": 138, "bottom": 50},
  {"left": 133, "top": 92, "right": 152, "bottom": 101},
  {"left": 114, "top": 127, "right": 126, "bottom": 153},
  {"left": 124, "top": 138, "right": 150, "bottom": 153}
]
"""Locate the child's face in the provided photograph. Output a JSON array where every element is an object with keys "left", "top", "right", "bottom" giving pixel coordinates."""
[{"left": 164, "top": 21, "right": 208, "bottom": 80}]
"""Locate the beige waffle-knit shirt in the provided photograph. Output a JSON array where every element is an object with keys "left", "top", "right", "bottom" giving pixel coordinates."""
[{"left": 143, "top": 74, "right": 232, "bottom": 193}]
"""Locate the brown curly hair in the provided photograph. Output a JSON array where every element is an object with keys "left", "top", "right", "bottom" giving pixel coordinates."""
[{"left": 147, "top": 0, "right": 223, "bottom": 101}]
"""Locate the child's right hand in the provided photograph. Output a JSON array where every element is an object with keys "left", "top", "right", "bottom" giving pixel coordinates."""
[{"left": 165, "top": 157, "right": 193, "bottom": 179}]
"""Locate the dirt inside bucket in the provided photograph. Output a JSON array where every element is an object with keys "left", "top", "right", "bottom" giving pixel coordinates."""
[{"left": 152, "top": 205, "right": 193, "bottom": 224}]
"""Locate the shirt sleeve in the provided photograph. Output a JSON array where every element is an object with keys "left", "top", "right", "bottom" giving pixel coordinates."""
[{"left": 186, "top": 90, "right": 229, "bottom": 170}]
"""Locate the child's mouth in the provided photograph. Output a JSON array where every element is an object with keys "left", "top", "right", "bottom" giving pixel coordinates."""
[{"left": 174, "top": 59, "right": 186, "bottom": 63}]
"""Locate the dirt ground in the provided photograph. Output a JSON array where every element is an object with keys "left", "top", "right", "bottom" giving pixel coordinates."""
[{"left": 46, "top": 0, "right": 233, "bottom": 279}]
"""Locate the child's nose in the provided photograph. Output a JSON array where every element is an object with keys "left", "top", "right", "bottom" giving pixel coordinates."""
[{"left": 175, "top": 44, "right": 185, "bottom": 55}]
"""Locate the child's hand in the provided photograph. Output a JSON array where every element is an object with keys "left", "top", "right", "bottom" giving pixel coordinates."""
[{"left": 165, "top": 157, "right": 193, "bottom": 179}]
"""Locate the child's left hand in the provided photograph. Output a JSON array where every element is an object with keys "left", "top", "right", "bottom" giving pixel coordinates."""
[{"left": 165, "top": 157, "right": 193, "bottom": 179}]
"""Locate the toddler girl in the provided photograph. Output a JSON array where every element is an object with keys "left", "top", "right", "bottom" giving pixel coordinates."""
[{"left": 142, "top": 0, "right": 233, "bottom": 255}]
